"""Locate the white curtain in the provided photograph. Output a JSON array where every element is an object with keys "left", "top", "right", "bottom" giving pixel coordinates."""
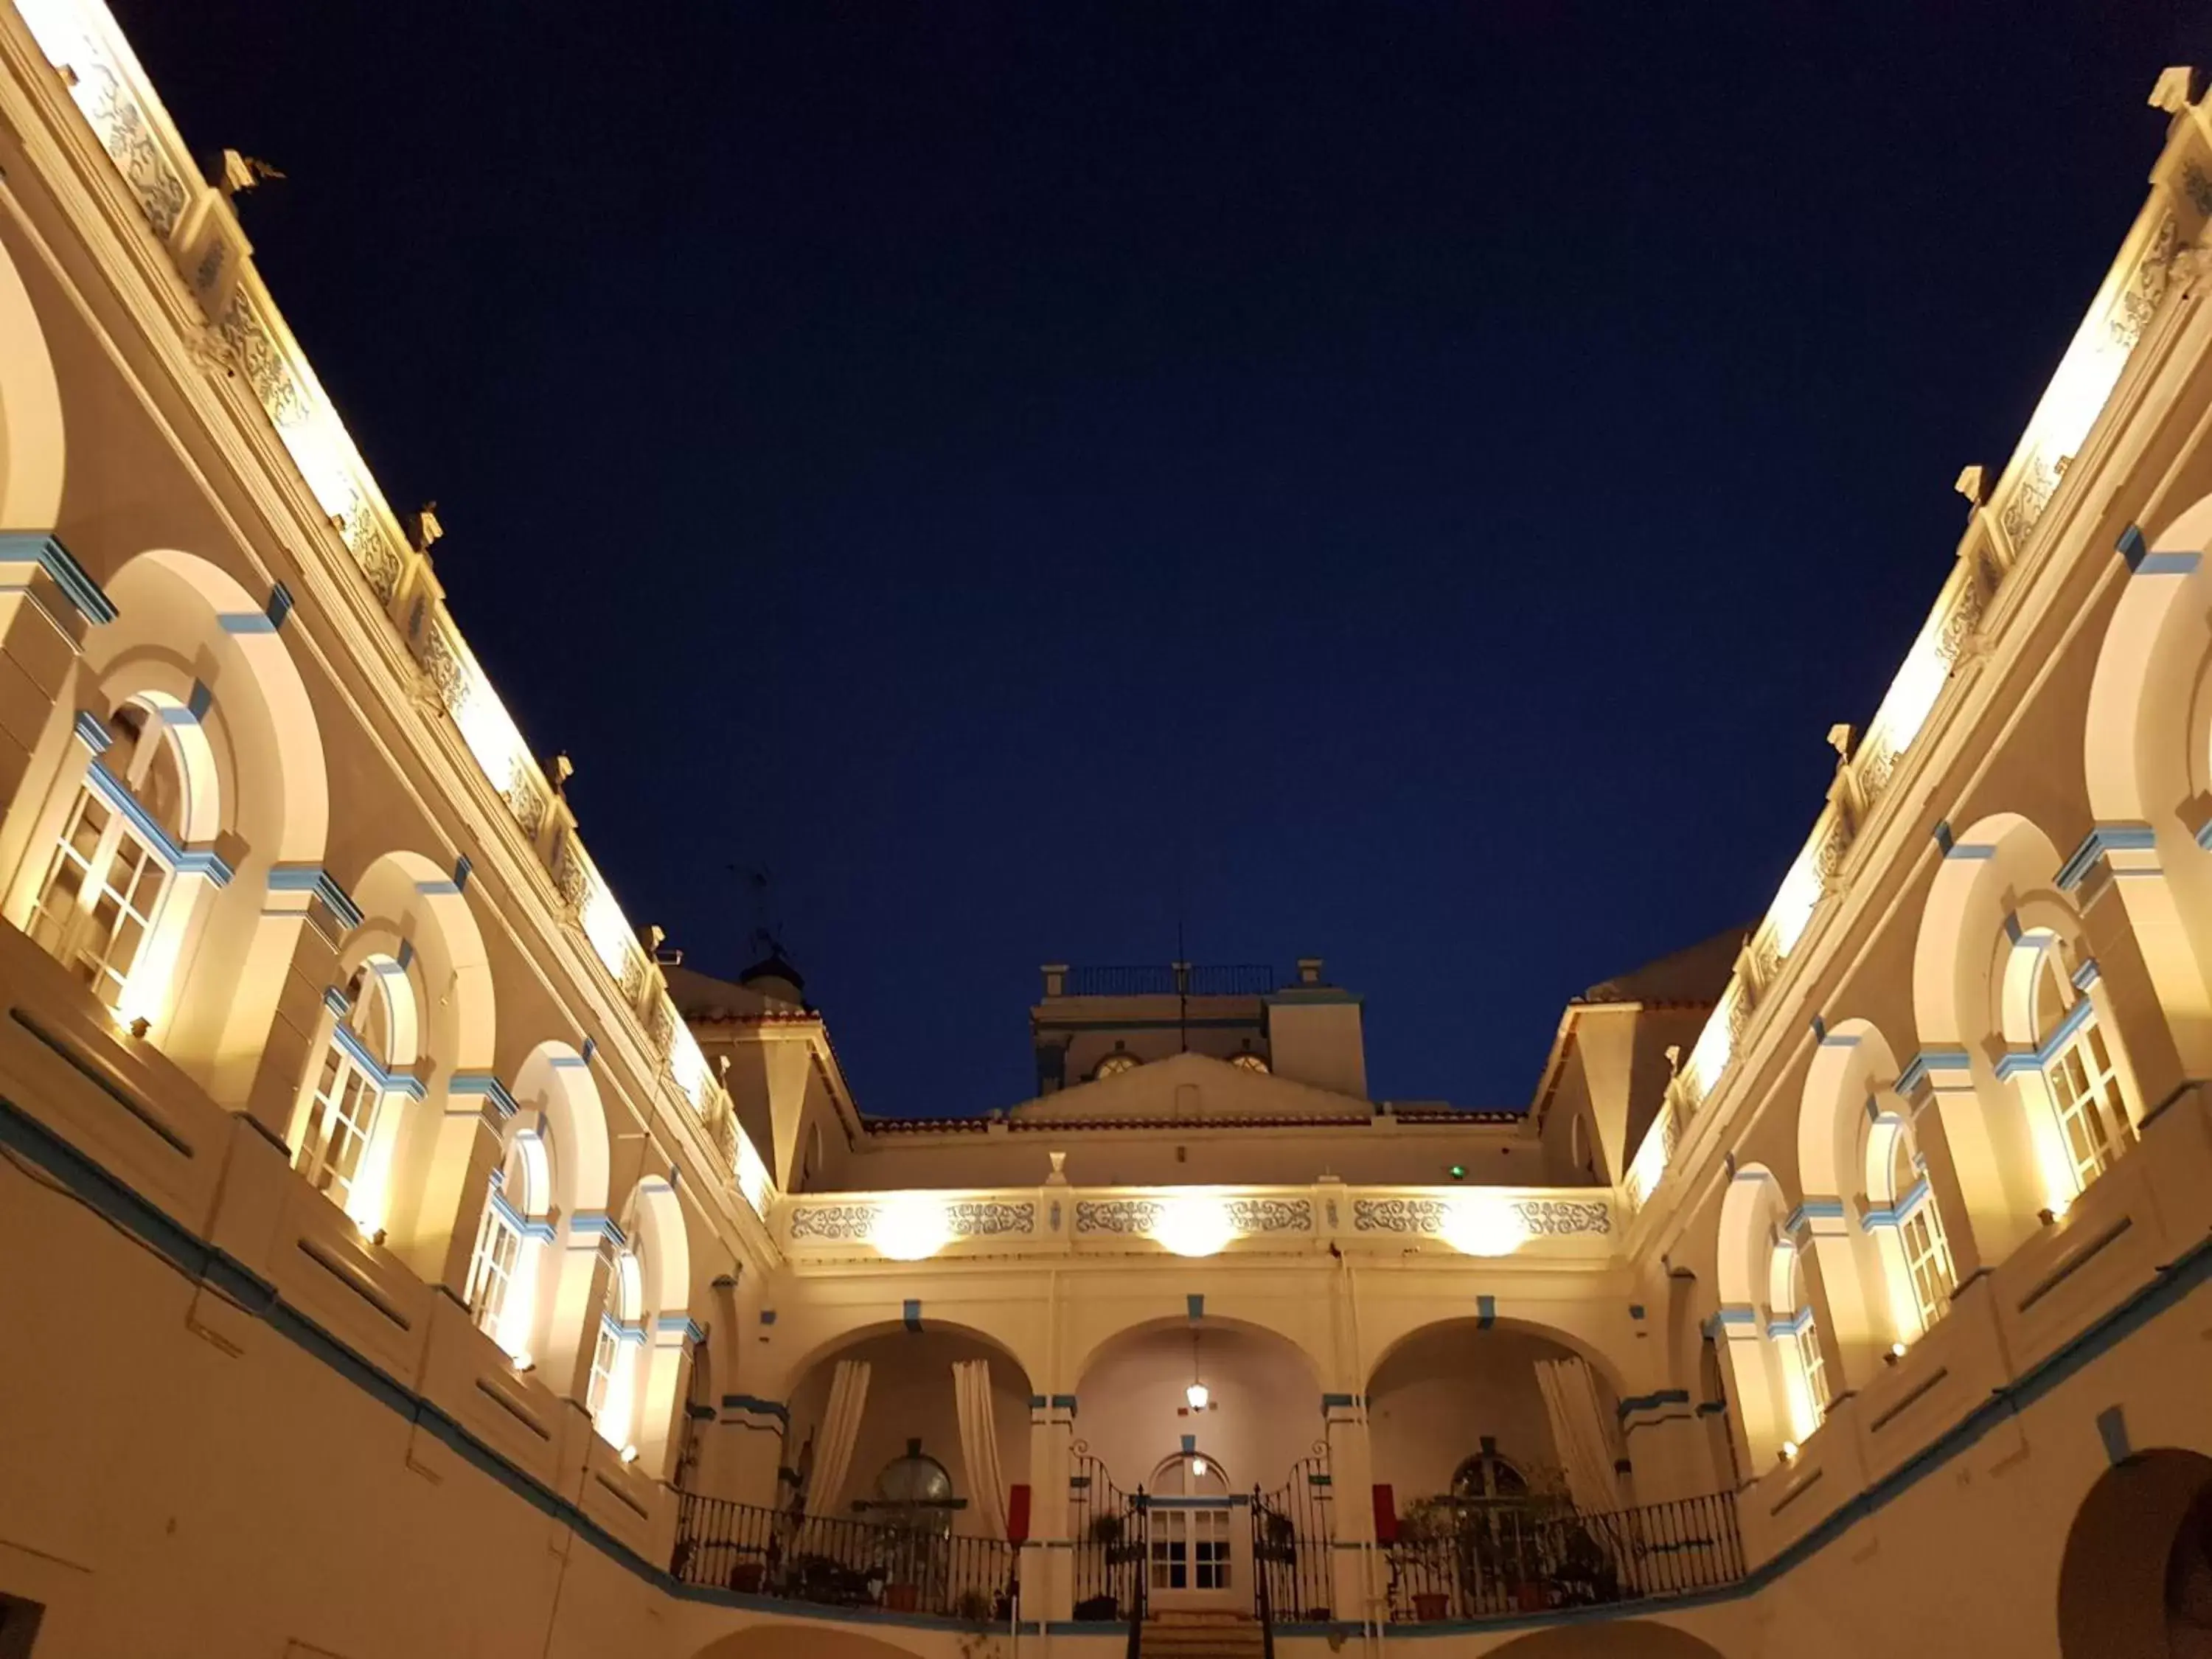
[
  {"left": 953, "top": 1357, "right": 1009, "bottom": 1538},
  {"left": 806, "top": 1358, "right": 872, "bottom": 1520},
  {"left": 1536, "top": 1356, "right": 1625, "bottom": 1515}
]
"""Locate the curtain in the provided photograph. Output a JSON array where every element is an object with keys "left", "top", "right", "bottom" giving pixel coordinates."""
[
  {"left": 953, "top": 1357, "right": 1010, "bottom": 1538},
  {"left": 806, "top": 1358, "right": 872, "bottom": 1520},
  {"left": 1535, "top": 1356, "right": 1625, "bottom": 1515}
]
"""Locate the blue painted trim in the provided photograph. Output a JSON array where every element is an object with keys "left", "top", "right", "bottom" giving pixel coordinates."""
[
  {"left": 2096, "top": 1404, "right": 2132, "bottom": 1465},
  {"left": 0, "top": 532, "right": 116, "bottom": 625},
  {"left": 2198, "top": 819, "right": 2212, "bottom": 856},
  {"left": 218, "top": 612, "right": 276, "bottom": 636},
  {"left": 327, "top": 1019, "right": 427, "bottom": 1101},
  {"left": 1186, "top": 1293, "right": 1204, "bottom": 1321},
  {"left": 184, "top": 681, "right": 213, "bottom": 721},
  {"left": 84, "top": 761, "right": 232, "bottom": 887},
  {"left": 1029, "top": 1394, "right": 1047, "bottom": 1409},
  {"left": 1992, "top": 995, "right": 2096, "bottom": 1080},
  {"left": 2116, "top": 523, "right": 2149, "bottom": 569},
  {"left": 722, "top": 1394, "right": 788, "bottom": 1423},
  {"left": 2058, "top": 824, "right": 2158, "bottom": 892},
  {"left": 486, "top": 1187, "right": 554, "bottom": 1242},
  {"left": 1784, "top": 1199, "right": 1846, "bottom": 1236},
  {"left": 1628, "top": 1304, "right": 1646, "bottom": 1321},
  {"left": 1713, "top": 1304, "right": 1759, "bottom": 1328},
  {"left": 414, "top": 878, "right": 462, "bottom": 899},
  {"left": 71, "top": 709, "right": 111, "bottom": 754},
  {"left": 1051, "top": 1393, "right": 1077, "bottom": 1414},
  {"left": 580, "top": 1036, "right": 597, "bottom": 1064},
  {"left": 2138, "top": 551, "right": 2202, "bottom": 576},
  {"left": 1320, "top": 1391, "right": 1360, "bottom": 1413},
  {"left": 1861, "top": 1177, "right": 1932, "bottom": 1232},
  {"left": 568, "top": 1211, "right": 625, "bottom": 1244},
  {"left": 453, "top": 855, "right": 473, "bottom": 894},
  {"left": 656, "top": 1314, "right": 707, "bottom": 1343},
  {"left": 902, "top": 1298, "right": 922, "bottom": 1332},
  {"left": 266, "top": 581, "right": 295, "bottom": 630},
  {"left": 2072, "top": 957, "right": 2102, "bottom": 993},
  {"left": 1615, "top": 1388, "right": 1689, "bottom": 1420},
  {"left": 321, "top": 984, "right": 349, "bottom": 1017},
  {"left": 1476, "top": 1293, "right": 1495, "bottom": 1330},
  {"left": 1766, "top": 1307, "right": 1813, "bottom": 1339},
  {"left": 1179, "top": 1432, "right": 1196, "bottom": 1454},
  {"left": 1898, "top": 1048, "right": 1972, "bottom": 1096},
  {"left": 268, "top": 865, "right": 364, "bottom": 931},
  {"left": 449, "top": 1072, "right": 520, "bottom": 1119},
  {"left": 1932, "top": 819, "right": 1954, "bottom": 855},
  {"left": 1945, "top": 842, "right": 1997, "bottom": 861}
]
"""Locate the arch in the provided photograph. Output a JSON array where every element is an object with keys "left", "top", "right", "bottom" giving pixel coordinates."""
[
  {"left": 2058, "top": 1447, "right": 2212, "bottom": 1658},
  {"left": 1486, "top": 1621, "right": 1728, "bottom": 1658},
  {"left": 1073, "top": 1310, "right": 1329, "bottom": 1401},
  {"left": 1361, "top": 1313, "right": 1632, "bottom": 1416},
  {"left": 1794, "top": 1018, "right": 1956, "bottom": 1378},
  {"left": 0, "top": 549, "right": 329, "bottom": 1099},
  {"left": 782, "top": 1322, "right": 1033, "bottom": 1530},
  {"left": 347, "top": 849, "right": 493, "bottom": 1074},
  {"left": 512, "top": 1040, "right": 611, "bottom": 1219},
  {"left": 781, "top": 1315, "right": 1035, "bottom": 1397},
  {"left": 1712, "top": 1164, "right": 1811, "bottom": 1467},
  {"left": 628, "top": 1175, "right": 692, "bottom": 1321},
  {"left": 1076, "top": 1316, "right": 1318, "bottom": 1500},
  {"left": 0, "top": 223, "right": 67, "bottom": 531},
  {"left": 1911, "top": 810, "right": 2123, "bottom": 1253},
  {"left": 2082, "top": 490, "right": 2212, "bottom": 1074}
]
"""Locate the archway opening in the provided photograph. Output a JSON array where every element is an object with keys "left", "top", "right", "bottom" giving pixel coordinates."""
[{"left": 2058, "top": 1447, "right": 2212, "bottom": 1658}]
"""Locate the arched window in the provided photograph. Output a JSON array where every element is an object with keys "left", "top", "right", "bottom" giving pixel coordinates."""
[
  {"left": 1450, "top": 1447, "right": 1529, "bottom": 1503},
  {"left": 26, "top": 704, "right": 190, "bottom": 1011},
  {"left": 293, "top": 964, "right": 417, "bottom": 1225},
  {"left": 2027, "top": 950, "right": 2132, "bottom": 1200},
  {"left": 1867, "top": 1114, "right": 1955, "bottom": 1340},
  {"left": 1093, "top": 1051, "right": 1140, "bottom": 1080},
  {"left": 1771, "top": 1242, "right": 1829, "bottom": 1438},
  {"left": 465, "top": 1128, "right": 552, "bottom": 1359},
  {"left": 1151, "top": 1450, "right": 1231, "bottom": 1497},
  {"left": 587, "top": 1241, "right": 646, "bottom": 1450}
]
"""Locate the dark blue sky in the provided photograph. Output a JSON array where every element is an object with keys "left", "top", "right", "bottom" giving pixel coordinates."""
[{"left": 119, "top": 1, "right": 2212, "bottom": 1118}]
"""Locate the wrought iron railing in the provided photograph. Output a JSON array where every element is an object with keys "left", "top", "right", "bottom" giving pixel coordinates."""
[
  {"left": 1070, "top": 1447, "right": 1146, "bottom": 1623},
  {"left": 1385, "top": 1491, "right": 1744, "bottom": 1621},
  {"left": 672, "top": 1492, "right": 1013, "bottom": 1621},
  {"left": 1058, "top": 964, "right": 1279, "bottom": 998},
  {"left": 1255, "top": 1444, "right": 1335, "bottom": 1623}
]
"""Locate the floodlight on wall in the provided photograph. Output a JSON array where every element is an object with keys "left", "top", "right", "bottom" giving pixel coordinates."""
[
  {"left": 872, "top": 1193, "right": 953, "bottom": 1262},
  {"left": 1439, "top": 1195, "right": 1526, "bottom": 1258},
  {"left": 619, "top": 1443, "right": 640, "bottom": 1465},
  {"left": 512, "top": 1350, "right": 535, "bottom": 1374},
  {"left": 1192, "top": 1457, "right": 1208, "bottom": 1478},
  {"left": 1152, "top": 1195, "right": 1235, "bottom": 1258}
]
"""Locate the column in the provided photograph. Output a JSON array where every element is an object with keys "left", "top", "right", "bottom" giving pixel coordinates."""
[
  {"left": 1322, "top": 1394, "right": 1377, "bottom": 1630},
  {"left": 1026, "top": 1394, "right": 1076, "bottom": 1625}
]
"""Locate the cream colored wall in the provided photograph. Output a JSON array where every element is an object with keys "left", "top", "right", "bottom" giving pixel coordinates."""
[
  {"left": 1072, "top": 1323, "right": 1322, "bottom": 1495},
  {"left": 1367, "top": 1325, "right": 1584, "bottom": 1503}
]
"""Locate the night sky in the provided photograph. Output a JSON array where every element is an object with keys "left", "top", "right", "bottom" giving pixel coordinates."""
[{"left": 116, "top": 1, "right": 2212, "bottom": 1119}]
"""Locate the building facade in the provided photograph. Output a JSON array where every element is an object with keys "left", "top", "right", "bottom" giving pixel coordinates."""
[{"left": 1, "top": 6, "right": 2211, "bottom": 1657}]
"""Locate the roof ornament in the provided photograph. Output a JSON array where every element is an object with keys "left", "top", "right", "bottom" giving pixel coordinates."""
[
  {"left": 2149, "top": 66, "right": 2199, "bottom": 116},
  {"left": 215, "top": 148, "right": 285, "bottom": 198}
]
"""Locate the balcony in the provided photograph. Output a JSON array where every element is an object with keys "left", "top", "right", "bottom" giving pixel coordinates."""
[{"left": 672, "top": 1494, "right": 1014, "bottom": 1623}]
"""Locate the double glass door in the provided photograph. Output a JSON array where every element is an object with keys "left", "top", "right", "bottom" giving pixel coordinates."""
[{"left": 1150, "top": 1500, "right": 1237, "bottom": 1609}]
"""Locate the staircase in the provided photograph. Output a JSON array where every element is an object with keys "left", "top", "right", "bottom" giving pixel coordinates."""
[{"left": 1138, "top": 1612, "right": 1266, "bottom": 1659}]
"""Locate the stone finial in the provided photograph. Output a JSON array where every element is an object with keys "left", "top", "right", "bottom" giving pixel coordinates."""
[
  {"left": 546, "top": 752, "right": 574, "bottom": 798},
  {"left": 1663, "top": 1043, "right": 1682, "bottom": 1077},
  {"left": 409, "top": 503, "right": 444, "bottom": 554},
  {"left": 1826, "top": 723, "right": 1857, "bottom": 763},
  {"left": 641, "top": 923, "right": 666, "bottom": 955},
  {"left": 1046, "top": 1150, "right": 1068, "bottom": 1186},
  {"left": 2149, "top": 66, "right": 2198, "bottom": 116},
  {"left": 1953, "top": 465, "right": 1989, "bottom": 506},
  {"left": 215, "top": 148, "right": 285, "bottom": 198}
]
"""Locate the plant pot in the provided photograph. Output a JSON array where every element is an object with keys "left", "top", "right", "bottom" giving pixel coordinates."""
[
  {"left": 728, "top": 1562, "right": 766, "bottom": 1595},
  {"left": 882, "top": 1582, "right": 920, "bottom": 1613},
  {"left": 1412, "top": 1593, "right": 1450, "bottom": 1622},
  {"left": 1514, "top": 1581, "right": 1550, "bottom": 1612}
]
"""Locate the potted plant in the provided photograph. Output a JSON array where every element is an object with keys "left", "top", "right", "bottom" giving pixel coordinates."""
[
  {"left": 1396, "top": 1499, "right": 1456, "bottom": 1622},
  {"left": 881, "top": 1580, "right": 921, "bottom": 1613},
  {"left": 727, "top": 1554, "right": 767, "bottom": 1595}
]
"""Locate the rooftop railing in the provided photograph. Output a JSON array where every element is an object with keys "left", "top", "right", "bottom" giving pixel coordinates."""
[{"left": 1051, "top": 964, "right": 1281, "bottom": 998}]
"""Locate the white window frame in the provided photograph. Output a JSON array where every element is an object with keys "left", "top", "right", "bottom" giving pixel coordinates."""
[
  {"left": 467, "top": 1186, "right": 525, "bottom": 1339},
  {"left": 293, "top": 977, "right": 419, "bottom": 1217},
  {"left": 2045, "top": 1006, "right": 2127, "bottom": 1192},
  {"left": 27, "top": 745, "right": 180, "bottom": 1010}
]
